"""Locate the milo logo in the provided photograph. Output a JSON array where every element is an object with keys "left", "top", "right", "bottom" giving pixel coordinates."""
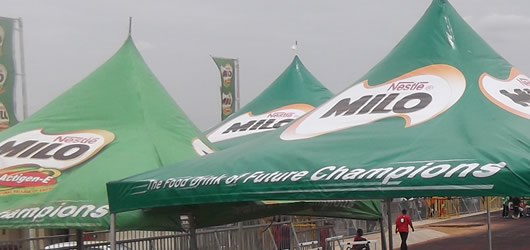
[
  {"left": 0, "top": 129, "right": 114, "bottom": 195},
  {"left": 0, "top": 102, "right": 9, "bottom": 130},
  {"left": 0, "top": 129, "right": 114, "bottom": 170},
  {"left": 208, "top": 104, "right": 314, "bottom": 143},
  {"left": 0, "top": 129, "right": 114, "bottom": 169},
  {"left": 221, "top": 64, "right": 233, "bottom": 87},
  {"left": 222, "top": 92, "right": 233, "bottom": 116},
  {"left": 281, "top": 64, "right": 466, "bottom": 140},
  {"left": 480, "top": 68, "right": 530, "bottom": 119},
  {"left": 0, "top": 64, "right": 7, "bottom": 93}
]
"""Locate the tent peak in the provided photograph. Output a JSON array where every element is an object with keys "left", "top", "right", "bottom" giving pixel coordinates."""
[
  {"left": 292, "top": 55, "right": 302, "bottom": 64},
  {"left": 430, "top": 0, "right": 450, "bottom": 6},
  {"left": 292, "top": 55, "right": 305, "bottom": 71},
  {"left": 430, "top": 0, "right": 455, "bottom": 12}
]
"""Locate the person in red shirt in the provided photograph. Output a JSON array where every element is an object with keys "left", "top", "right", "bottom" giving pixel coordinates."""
[
  {"left": 353, "top": 228, "right": 370, "bottom": 250},
  {"left": 395, "top": 209, "right": 414, "bottom": 250}
]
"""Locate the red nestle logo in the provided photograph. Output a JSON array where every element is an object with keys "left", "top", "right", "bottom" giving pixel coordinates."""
[
  {"left": 387, "top": 81, "right": 428, "bottom": 91},
  {"left": 517, "top": 78, "right": 530, "bottom": 86},
  {"left": 267, "top": 112, "right": 295, "bottom": 118},
  {"left": 54, "top": 136, "right": 99, "bottom": 144}
]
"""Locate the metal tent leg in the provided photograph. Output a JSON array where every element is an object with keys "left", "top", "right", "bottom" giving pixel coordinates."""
[
  {"left": 110, "top": 213, "right": 116, "bottom": 250},
  {"left": 487, "top": 196, "right": 492, "bottom": 250},
  {"left": 76, "top": 229, "right": 83, "bottom": 250},
  {"left": 379, "top": 218, "right": 387, "bottom": 250},
  {"left": 189, "top": 214, "right": 198, "bottom": 250},
  {"left": 238, "top": 222, "right": 243, "bottom": 250},
  {"left": 386, "top": 198, "right": 393, "bottom": 250}
]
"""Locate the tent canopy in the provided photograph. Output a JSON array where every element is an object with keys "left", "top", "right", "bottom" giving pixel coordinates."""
[
  {"left": 0, "top": 36, "right": 214, "bottom": 229},
  {"left": 206, "top": 56, "right": 334, "bottom": 149},
  {"left": 107, "top": 0, "right": 530, "bottom": 214},
  {"left": 202, "top": 56, "right": 381, "bottom": 225}
]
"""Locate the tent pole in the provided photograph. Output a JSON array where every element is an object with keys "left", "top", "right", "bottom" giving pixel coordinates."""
[
  {"left": 238, "top": 222, "right": 243, "bottom": 250},
  {"left": 189, "top": 214, "right": 198, "bottom": 250},
  {"left": 379, "top": 218, "right": 387, "bottom": 250},
  {"left": 235, "top": 58, "right": 240, "bottom": 111},
  {"left": 110, "top": 213, "right": 116, "bottom": 250},
  {"left": 386, "top": 198, "right": 393, "bottom": 250},
  {"left": 16, "top": 18, "right": 29, "bottom": 119},
  {"left": 75, "top": 229, "right": 83, "bottom": 250},
  {"left": 28, "top": 229, "right": 37, "bottom": 250},
  {"left": 487, "top": 196, "right": 492, "bottom": 250}
]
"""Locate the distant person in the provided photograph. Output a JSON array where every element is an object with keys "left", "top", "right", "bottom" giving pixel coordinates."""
[
  {"left": 353, "top": 228, "right": 370, "bottom": 250},
  {"left": 502, "top": 196, "right": 510, "bottom": 218},
  {"left": 512, "top": 196, "right": 521, "bottom": 219},
  {"left": 319, "top": 222, "right": 330, "bottom": 248},
  {"left": 525, "top": 199, "right": 530, "bottom": 217},
  {"left": 395, "top": 209, "right": 414, "bottom": 250}
]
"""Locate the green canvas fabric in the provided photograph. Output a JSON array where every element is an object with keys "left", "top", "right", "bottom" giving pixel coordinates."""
[
  {"left": 0, "top": 36, "right": 214, "bottom": 230},
  {"left": 108, "top": 0, "right": 530, "bottom": 215},
  {"left": 206, "top": 56, "right": 333, "bottom": 150}
]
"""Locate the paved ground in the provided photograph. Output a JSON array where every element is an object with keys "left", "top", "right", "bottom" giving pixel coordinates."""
[
  {"left": 410, "top": 210, "right": 530, "bottom": 250},
  {"left": 358, "top": 212, "right": 480, "bottom": 250},
  {"left": 341, "top": 210, "right": 530, "bottom": 250}
]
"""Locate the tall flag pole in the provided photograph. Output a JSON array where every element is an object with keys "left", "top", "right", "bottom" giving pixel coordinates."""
[
  {"left": 235, "top": 58, "right": 240, "bottom": 111},
  {"left": 0, "top": 17, "right": 20, "bottom": 130},
  {"left": 14, "top": 15, "right": 31, "bottom": 248},
  {"left": 211, "top": 56, "right": 238, "bottom": 120},
  {"left": 16, "top": 18, "right": 28, "bottom": 119}
]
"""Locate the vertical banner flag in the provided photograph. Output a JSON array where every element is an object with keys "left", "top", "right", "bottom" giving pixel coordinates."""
[
  {"left": 212, "top": 57, "right": 238, "bottom": 120},
  {"left": 0, "top": 17, "right": 18, "bottom": 130}
]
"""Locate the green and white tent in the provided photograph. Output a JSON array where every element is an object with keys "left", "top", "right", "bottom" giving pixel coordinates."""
[
  {"left": 146, "top": 58, "right": 381, "bottom": 227},
  {"left": 108, "top": 0, "right": 530, "bottom": 216},
  {"left": 0, "top": 36, "right": 214, "bottom": 230},
  {"left": 206, "top": 56, "right": 334, "bottom": 150},
  {"left": 200, "top": 57, "right": 382, "bottom": 226}
]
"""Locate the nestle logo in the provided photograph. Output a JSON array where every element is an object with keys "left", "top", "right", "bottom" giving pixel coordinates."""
[
  {"left": 53, "top": 136, "right": 99, "bottom": 144},
  {"left": 387, "top": 81, "right": 428, "bottom": 91},
  {"left": 268, "top": 112, "right": 295, "bottom": 118},
  {"left": 517, "top": 78, "right": 530, "bottom": 86}
]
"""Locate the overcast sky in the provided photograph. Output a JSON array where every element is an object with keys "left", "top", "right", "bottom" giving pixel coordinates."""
[{"left": 1, "top": 0, "right": 529, "bottom": 130}]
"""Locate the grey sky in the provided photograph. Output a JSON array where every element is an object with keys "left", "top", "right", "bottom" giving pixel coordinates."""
[{"left": 1, "top": 0, "right": 529, "bottom": 130}]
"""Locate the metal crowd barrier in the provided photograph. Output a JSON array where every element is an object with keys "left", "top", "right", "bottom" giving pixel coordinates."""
[
  {"left": 1, "top": 197, "right": 502, "bottom": 250},
  {"left": 1, "top": 218, "right": 340, "bottom": 250},
  {"left": 326, "top": 235, "right": 376, "bottom": 250}
]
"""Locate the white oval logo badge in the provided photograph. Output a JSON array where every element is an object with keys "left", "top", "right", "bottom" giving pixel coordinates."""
[
  {"left": 281, "top": 64, "right": 466, "bottom": 140},
  {"left": 208, "top": 104, "right": 314, "bottom": 143},
  {"left": 0, "top": 129, "right": 115, "bottom": 170},
  {"left": 480, "top": 68, "right": 530, "bottom": 119}
]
